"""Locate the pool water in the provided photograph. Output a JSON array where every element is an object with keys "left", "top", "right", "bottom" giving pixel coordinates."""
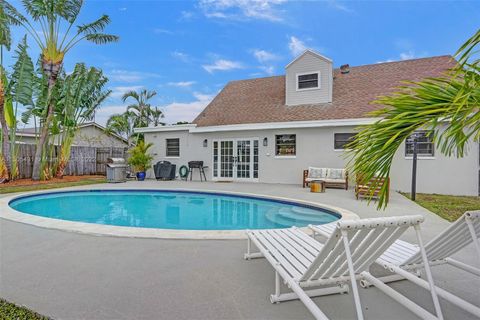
[{"left": 9, "top": 190, "right": 339, "bottom": 230}]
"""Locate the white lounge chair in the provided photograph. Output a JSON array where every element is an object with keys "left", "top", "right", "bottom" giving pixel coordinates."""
[
  {"left": 244, "top": 215, "right": 444, "bottom": 320},
  {"left": 310, "top": 210, "right": 480, "bottom": 318}
]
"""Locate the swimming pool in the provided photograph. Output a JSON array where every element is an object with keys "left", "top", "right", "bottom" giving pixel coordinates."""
[{"left": 9, "top": 190, "right": 340, "bottom": 230}]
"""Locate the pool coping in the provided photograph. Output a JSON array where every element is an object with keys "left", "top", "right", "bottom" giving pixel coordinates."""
[{"left": 0, "top": 188, "right": 359, "bottom": 239}]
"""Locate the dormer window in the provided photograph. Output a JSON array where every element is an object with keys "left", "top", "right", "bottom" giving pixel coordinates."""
[{"left": 297, "top": 71, "right": 320, "bottom": 91}]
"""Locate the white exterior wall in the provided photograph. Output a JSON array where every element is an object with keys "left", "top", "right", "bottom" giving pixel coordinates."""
[
  {"left": 144, "top": 126, "right": 479, "bottom": 196},
  {"left": 390, "top": 126, "right": 479, "bottom": 196},
  {"left": 285, "top": 51, "right": 333, "bottom": 106}
]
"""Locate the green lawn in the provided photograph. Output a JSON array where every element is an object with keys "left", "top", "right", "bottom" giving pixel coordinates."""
[
  {"left": 0, "top": 299, "right": 50, "bottom": 320},
  {"left": 0, "top": 177, "right": 106, "bottom": 194},
  {"left": 401, "top": 192, "right": 480, "bottom": 222}
]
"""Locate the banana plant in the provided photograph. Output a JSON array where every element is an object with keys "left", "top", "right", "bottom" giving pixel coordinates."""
[
  {"left": 0, "top": 36, "right": 35, "bottom": 180},
  {"left": 5, "top": 0, "right": 118, "bottom": 180},
  {"left": 0, "top": 0, "right": 22, "bottom": 180},
  {"left": 53, "top": 63, "right": 110, "bottom": 177},
  {"left": 347, "top": 29, "right": 480, "bottom": 209}
]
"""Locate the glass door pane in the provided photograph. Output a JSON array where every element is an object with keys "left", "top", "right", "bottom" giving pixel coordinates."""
[
  {"left": 213, "top": 141, "right": 218, "bottom": 178},
  {"left": 253, "top": 140, "right": 258, "bottom": 179},
  {"left": 236, "top": 140, "right": 251, "bottom": 179},
  {"left": 220, "top": 141, "right": 233, "bottom": 178}
]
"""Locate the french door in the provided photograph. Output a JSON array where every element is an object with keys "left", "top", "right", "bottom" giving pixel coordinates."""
[{"left": 213, "top": 139, "right": 259, "bottom": 181}]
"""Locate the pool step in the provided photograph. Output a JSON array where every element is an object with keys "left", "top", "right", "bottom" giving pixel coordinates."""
[
  {"left": 265, "top": 208, "right": 336, "bottom": 226},
  {"left": 279, "top": 208, "right": 336, "bottom": 223}
]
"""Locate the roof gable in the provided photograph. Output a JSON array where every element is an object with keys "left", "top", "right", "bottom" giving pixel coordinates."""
[{"left": 285, "top": 49, "right": 332, "bottom": 69}]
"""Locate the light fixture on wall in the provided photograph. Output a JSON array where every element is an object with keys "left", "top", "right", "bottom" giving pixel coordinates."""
[
  {"left": 263, "top": 137, "right": 268, "bottom": 147},
  {"left": 203, "top": 139, "right": 208, "bottom": 147}
]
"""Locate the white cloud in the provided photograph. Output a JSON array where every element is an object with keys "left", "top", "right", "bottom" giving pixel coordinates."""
[
  {"left": 167, "top": 81, "right": 196, "bottom": 88},
  {"left": 199, "top": 0, "right": 287, "bottom": 22},
  {"left": 161, "top": 92, "right": 214, "bottom": 123},
  {"left": 327, "top": 0, "right": 353, "bottom": 13},
  {"left": 171, "top": 50, "right": 190, "bottom": 63},
  {"left": 259, "top": 65, "right": 275, "bottom": 75},
  {"left": 377, "top": 50, "right": 422, "bottom": 64},
  {"left": 153, "top": 28, "right": 173, "bottom": 35},
  {"left": 180, "top": 11, "right": 194, "bottom": 20},
  {"left": 119, "top": 7, "right": 127, "bottom": 11},
  {"left": 288, "top": 36, "right": 307, "bottom": 56},
  {"left": 252, "top": 49, "right": 278, "bottom": 75},
  {"left": 94, "top": 105, "right": 128, "bottom": 126},
  {"left": 109, "top": 86, "right": 143, "bottom": 99},
  {"left": 202, "top": 59, "right": 243, "bottom": 73},
  {"left": 252, "top": 49, "right": 278, "bottom": 63},
  {"left": 399, "top": 50, "right": 416, "bottom": 60},
  {"left": 193, "top": 92, "right": 215, "bottom": 101},
  {"left": 108, "top": 70, "right": 161, "bottom": 83}
]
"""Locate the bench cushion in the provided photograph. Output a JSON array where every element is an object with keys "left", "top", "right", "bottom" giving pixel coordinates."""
[
  {"left": 327, "top": 168, "right": 346, "bottom": 180},
  {"left": 308, "top": 167, "right": 328, "bottom": 179}
]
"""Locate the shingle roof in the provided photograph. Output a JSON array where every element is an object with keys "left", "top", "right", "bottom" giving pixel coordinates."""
[{"left": 193, "top": 55, "right": 456, "bottom": 127}]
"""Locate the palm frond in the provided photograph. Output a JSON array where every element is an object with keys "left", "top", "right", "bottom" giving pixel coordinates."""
[
  {"left": 55, "top": 0, "right": 82, "bottom": 24},
  {"left": 456, "top": 28, "right": 480, "bottom": 65},
  {"left": 77, "top": 14, "right": 110, "bottom": 35},
  {"left": 122, "top": 90, "right": 139, "bottom": 103},
  {"left": 20, "top": 0, "right": 49, "bottom": 21},
  {"left": 85, "top": 33, "right": 119, "bottom": 45},
  {"left": 0, "top": 1, "right": 27, "bottom": 50}
]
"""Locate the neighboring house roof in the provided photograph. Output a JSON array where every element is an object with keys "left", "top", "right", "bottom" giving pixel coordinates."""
[
  {"left": 193, "top": 55, "right": 456, "bottom": 127},
  {"left": 15, "top": 122, "right": 128, "bottom": 144}
]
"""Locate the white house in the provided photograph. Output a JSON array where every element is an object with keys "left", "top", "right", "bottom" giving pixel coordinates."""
[{"left": 136, "top": 50, "right": 479, "bottom": 196}]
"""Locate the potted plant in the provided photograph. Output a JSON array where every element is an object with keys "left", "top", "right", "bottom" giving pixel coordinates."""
[{"left": 127, "top": 141, "right": 154, "bottom": 181}]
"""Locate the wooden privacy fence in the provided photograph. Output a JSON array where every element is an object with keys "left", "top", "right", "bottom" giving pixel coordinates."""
[{"left": 15, "top": 144, "right": 128, "bottom": 178}]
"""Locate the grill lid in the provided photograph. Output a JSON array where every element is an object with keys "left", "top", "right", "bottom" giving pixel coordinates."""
[
  {"left": 107, "top": 157, "right": 126, "bottom": 164},
  {"left": 107, "top": 164, "right": 127, "bottom": 168}
]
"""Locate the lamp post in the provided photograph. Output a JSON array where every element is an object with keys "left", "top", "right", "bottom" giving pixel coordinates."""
[{"left": 409, "top": 133, "right": 419, "bottom": 201}]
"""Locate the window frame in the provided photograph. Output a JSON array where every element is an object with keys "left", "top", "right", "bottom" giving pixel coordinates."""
[
  {"left": 296, "top": 71, "right": 321, "bottom": 91},
  {"left": 334, "top": 133, "right": 356, "bottom": 150},
  {"left": 275, "top": 134, "right": 296, "bottom": 157},
  {"left": 405, "top": 130, "right": 435, "bottom": 158},
  {"left": 165, "top": 138, "right": 180, "bottom": 157}
]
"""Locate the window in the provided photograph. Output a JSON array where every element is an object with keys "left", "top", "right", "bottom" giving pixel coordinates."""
[
  {"left": 166, "top": 138, "right": 180, "bottom": 157},
  {"left": 297, "top": 72, "right": 319, "bottom": 90},
  {"left": 334, "top": 133, "right": 356, "bottom": 150},
  {"left": 275, "top": 134, "right": 296, "bottom": 156},
  {"left": 405, "top": 131, "right": 434, "bottom": 157}
]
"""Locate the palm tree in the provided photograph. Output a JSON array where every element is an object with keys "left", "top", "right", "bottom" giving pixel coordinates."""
[
  {"left": 5, "top": 0, "right": 119, "bottom": 180},
  {"left": 106, "top": 111, "right": 135, "bottom": 147},
  {"left": 348, "top": 29, "right": 480, "bottom": 208},
  {"left": 122, "top": 89, "right": 161, "bottom": 128},
  {"left": 150, "top": 106, "right": 164, "bottom": 127}
]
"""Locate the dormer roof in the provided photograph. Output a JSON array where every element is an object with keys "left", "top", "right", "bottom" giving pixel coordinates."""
[{"left": 285, "top": 49, "right": 332, "bottom": 69}]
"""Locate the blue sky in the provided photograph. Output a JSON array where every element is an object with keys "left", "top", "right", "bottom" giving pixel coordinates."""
[{"left": 6, "top": 0, "right": 480, "bottom": 126}]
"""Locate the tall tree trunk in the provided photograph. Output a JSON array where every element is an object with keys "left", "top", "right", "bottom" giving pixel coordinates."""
[
  {"left": 0, "top": 84, "right": 10, "bottom": 180},
  {"left": 31, "top": 59, "right": 62, "bottom": 181}
]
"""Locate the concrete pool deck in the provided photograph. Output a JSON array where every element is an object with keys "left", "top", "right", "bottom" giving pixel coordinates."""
[{"left": 1, "top": 180, "right": 479, "bottom": 319}]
